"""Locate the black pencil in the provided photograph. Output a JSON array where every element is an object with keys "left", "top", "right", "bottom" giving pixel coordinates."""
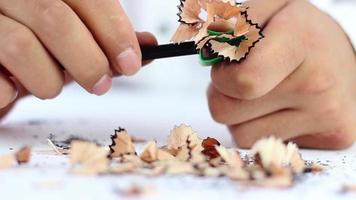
[{"left": 141, "top": 41, "right": 198, "bottom": 61}]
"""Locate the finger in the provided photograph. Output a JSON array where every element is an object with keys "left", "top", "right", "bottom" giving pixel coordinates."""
[
  {"left": 207, "top": 84, "right": 294, "bottom": 125},
  {"left": 245, "top": 0, "right": 290, "bottom": 27},
  {"left": 0, "top": 77, "right": 28, "bottom": 120},
  {"left": 0, "top": 14, "right": 64, "bottom": 99},
  {"left": 229, "top": 109, "right": 307, "bottom": 148},
  {"left": 291, "top": 132, "right": 355, "bottom": 150},
  {"left": 0, "top": 71, "right": 17, "bottom": 109},
  {"left": 63, "top": 0, "right": 143, "bottom": 76},
  {"left": 110, "top": 32, "right": 158, "bottom": 76},
  {"left": 137, "top": 32, "right": 158, "bottom": 66},
  {"left": 0, "top": 0, "right": 112, "bottom": 95},
  {"left": 211, "top": 1, "right": 306, "bottom": 100}
]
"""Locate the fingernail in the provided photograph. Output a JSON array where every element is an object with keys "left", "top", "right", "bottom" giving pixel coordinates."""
[
  {"left": 116, "top": 48, "right": 141, "bottom": 75},
  {"left": 11, "top": 89, "right": 18, "bottom": 102},
  {"left": 92, "top": 74, "right": 112, "bottom": 96}
]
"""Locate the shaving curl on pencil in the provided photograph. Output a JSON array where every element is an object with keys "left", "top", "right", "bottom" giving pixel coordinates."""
[{"left": 171, "top": 0, "right": 263, "bottom": 65}]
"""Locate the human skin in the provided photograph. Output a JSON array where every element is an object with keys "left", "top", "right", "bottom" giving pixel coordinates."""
[
  {"left": 208, "top": 0, "right": 356, "bottom": 149},
  {"left": 0, "top": 0, "right": 157, "bottom": 107}
]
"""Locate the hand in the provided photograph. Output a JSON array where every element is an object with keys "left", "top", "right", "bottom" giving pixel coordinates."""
[
  {"left": 0, "top": 0, "right": 157, "bottom": 120},
  {"left": 0, "top": 0, "right": 157, "bottom": 116},
  {"left": 207, "top": 0, "right": 356, "bottom": 149}
]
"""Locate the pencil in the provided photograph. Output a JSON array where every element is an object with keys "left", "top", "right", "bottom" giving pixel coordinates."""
[{"left": 141, "top": 41, "right": 198, "bottom": 61}]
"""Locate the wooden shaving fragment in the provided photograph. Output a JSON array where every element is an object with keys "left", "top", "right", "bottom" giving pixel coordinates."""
[
  {"left": 250, "top": 137, "right": 307, "bottom": 175},
  {"left": 0, "top": 146, "right": 31, "bottom": 170},
  {"left": 285, "top": 142, "right": 305, "bottom": 173},
  {"left": 165, "top": 160, "right": 196, "bottom": 175},
  {"left": 201, "top": 137, "right": 221, "bottom": 159},
  {"left": 116, "top": 184, "right": 154, "bottom": 197},
  {"left": 251, "top": 137, "right": 287, "bottom": 172},
  {"left": 140, "top": 141, "right": 176, "bottom": 163},
  {"left": 215, "top": 145, "right": 243, "bottom": 168},
  {"left": 47, "top": 139, "right": 68, "bottom": 155},
  {"left": 140, "top": 141, "right": 159, "bottom": 163},
  {"left": 109, "top": 128, "right": 136, "bottom": 158},
  {"left": 0, "top": 154, "right": 15, "bottom": 170},
  {"left": 167, "top": 124, "right": 201, "bottom": 150},
  {"left": 64, "top": 125, "right": 323, "bottom": 188},
  {"left": 342, "top": 184, "right": 356, "bottom": 193},
  {"left": 15, "top": 146, "right": 31, "bottom": 164},
  {"left": 70, "top": 140, "right": 109, "bottom": 175},
  {"left": 111, "top": 162, "right": 137, "bottom": 174}
]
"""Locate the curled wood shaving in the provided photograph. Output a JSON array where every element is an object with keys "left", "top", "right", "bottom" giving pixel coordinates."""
[
  {"left": 70, "top": 140, "right": 109, "bottom": 175},
  {"left": 172, "top": 0, "right": 263, "bottom": 62},
  {"left": 140, "top": 141, "right": 158, "bottom": 163},
  {"left": 176, "top": 133, "right": 205, "bottom": 163},
  {"left": 140, "top": 141, "right": 176, "bottom": 163},
  {"left": 201, "top": 137, "right": 221, "bottom": 159},
  {"left": 65, "top": 125, "right": 323, "bottom": 188},
  {"left": 251, "top": 137, "right": 287, "bottom": 172},
  {"left": 285, "top": 142, "right": 305, "bottom": 173},
  {"left": 109, "top": 128, "right": 136, "bottom": 158},
  {"left": 215, "top": 145, "right": 243, "bottom": 168},
  {"left": 250, "top": 137, "right": 306, "bottom": 174},
  {"left": 167, "top": 124, "right": 201, "bottom": 150}
]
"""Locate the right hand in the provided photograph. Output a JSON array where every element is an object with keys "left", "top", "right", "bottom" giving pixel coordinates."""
[{"left": 0, "top": 0, "right": 157, "bottom": 114}]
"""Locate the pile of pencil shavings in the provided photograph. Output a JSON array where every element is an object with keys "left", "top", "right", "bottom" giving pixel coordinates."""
[
  {"left": 68, "top": 124, "right": 324, "bottom": 188},
  {"left": 171, "top": 0, "right": 263, "bottom": 63}
]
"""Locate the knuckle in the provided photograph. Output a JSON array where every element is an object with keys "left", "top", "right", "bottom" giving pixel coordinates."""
[
  {"left": 1, "top": 28, "right": 35, "bottom": 60},
  {"left": 34, "top": 0, "right": 72, "bottom": 35},
  {"left": 296, "top": 70, "right": 335, "bottom": 95},
  {"left": 207, "top": 86, "right": 226, "bottom": 124},
  {"left": 321, "top": 131, "right": 354, "bottom": 150},
  {"left": 313, "top": 101, "right": 354, "bottom": 149},
  {"left": 317, "top": 98, "right": 342, "bottom": 122},
  {"left": 80, "top": 56, "right": 110, "bottom": 89},
  {"left": 229, "top": 126, "right": 255, "bottom": 148},
  {"left": 211, "top": 65, "right": 263, "bottom": 100},
  {"left": 0, "top": 83, "right": 16, "bottom": 108},
  {"left": 35, "top": 79, "right": 64, "bottom": 100},
  {"left": 232, "top": 71, "right": 262, "bottom": 99}
]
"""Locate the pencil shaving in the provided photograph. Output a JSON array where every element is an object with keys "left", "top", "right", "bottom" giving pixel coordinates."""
[
  {"left": 109, "top": 128, "right": 136, "bottom": 158},
  {"left": 66, "top": 125, "right": 324, "bottom": 188},
  {"left": 70, "top": 140, "right": 109, "bottom": 175},
  {"left": 172, "top": 0, "right": 263, "bottom": 62},
  {"left": 0, "top": 146, "right": 31, "bottom": 170}
]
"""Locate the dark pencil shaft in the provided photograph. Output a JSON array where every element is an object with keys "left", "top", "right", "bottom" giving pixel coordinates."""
[{"left": 141, "top": 41, "right": 198, "bottom": 60}]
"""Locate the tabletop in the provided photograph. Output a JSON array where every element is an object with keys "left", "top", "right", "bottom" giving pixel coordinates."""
[{"left": 0, "top": 57, "right": 356, "bottom": 200}]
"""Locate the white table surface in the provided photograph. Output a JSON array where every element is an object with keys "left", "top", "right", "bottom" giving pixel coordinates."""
[{"left": 0, "top": 58, "right": 356, "bottom": 200}]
